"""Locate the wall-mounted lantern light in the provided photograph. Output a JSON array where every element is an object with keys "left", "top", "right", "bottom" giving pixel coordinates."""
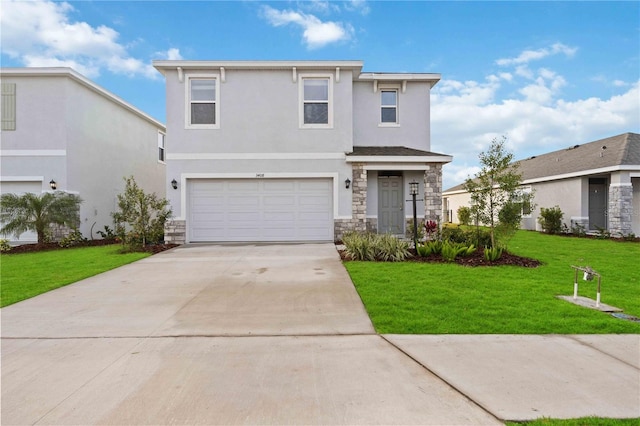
[
  {"left": 49, "top": 179, "right": 57, "bottom": 190},
  {"left": 345, "top": 178, "right": 351, "bottom": 189},
  {"left": 171, "top": 179, "right": 178, "bottom": 190}
]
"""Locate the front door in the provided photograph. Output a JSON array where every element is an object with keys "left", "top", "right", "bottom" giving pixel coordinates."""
[
  {"left": 378, "top": 176, "right": 404, "bottom": 234},
  {"left": 589, "top": 178, "right": 607, "bottom": 230}
]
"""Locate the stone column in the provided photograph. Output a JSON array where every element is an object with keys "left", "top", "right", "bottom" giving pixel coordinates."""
[
  {"left": 352, "top": 162, "right": 368, "bottom": 232},
  {"left": 423, "top": 163, "right": 443, "bottom": 223},
  {"left": 609, "top": 183, "right": 633, "bottom": 236}
]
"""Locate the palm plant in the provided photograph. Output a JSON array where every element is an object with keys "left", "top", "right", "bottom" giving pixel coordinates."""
[{"left": 0, "top": 192, "right": 82, "bottom": 244}]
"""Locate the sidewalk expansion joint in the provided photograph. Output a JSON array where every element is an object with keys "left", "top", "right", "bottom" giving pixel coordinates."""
[
  {"left": 379, "top": 335, "right": 505, "bottom": 424},
  {"left": 1, "top": 332, "right": 378, "bottom": 340},
  {"left": 564, "top": 335, "right": 640, "bottom": 371}
]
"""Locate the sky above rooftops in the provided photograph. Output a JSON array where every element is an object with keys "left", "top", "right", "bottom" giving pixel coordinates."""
[{"left": 1, "top": 0, "right": 638, "bottom": 188}]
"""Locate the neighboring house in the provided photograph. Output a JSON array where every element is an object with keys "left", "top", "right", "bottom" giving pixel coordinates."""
[
  {"left": 0, "top": 67, "right": 166, "bottom": 243},
  {"left": 443, "top": 133, "right": 640, "bottom": 236},
  {"left": 152, "top": 60, "right": 452, "bottom": 243}
]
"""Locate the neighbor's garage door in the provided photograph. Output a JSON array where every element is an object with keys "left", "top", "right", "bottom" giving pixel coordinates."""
[
  {"left": 0, "top": 181, "right": 42, "bottom": 242},
  {"left": 189, "top": 178, "right": 333, "bottom": 242}
]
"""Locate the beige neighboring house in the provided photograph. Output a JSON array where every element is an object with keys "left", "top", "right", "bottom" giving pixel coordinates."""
[
  {"left": 0, "top": 67, "right": 166, "bottom": 243},
  {"left": 443, "top": 132, "right": 640, "bottom": 236}
]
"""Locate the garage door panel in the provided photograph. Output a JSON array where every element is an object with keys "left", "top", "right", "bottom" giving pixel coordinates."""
[{"left": 189, "top": 178, "right": 333, "bottom": 242}]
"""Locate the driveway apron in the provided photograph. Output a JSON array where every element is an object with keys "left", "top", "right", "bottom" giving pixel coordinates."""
[{"left": 1, "top": 244, "right": 499, "bottom": 425}]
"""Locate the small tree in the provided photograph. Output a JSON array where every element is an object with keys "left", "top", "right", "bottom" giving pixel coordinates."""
[
  {"left": 0, "top": 192, "right": 82, "bottom": 244},
  {"left": 464, "top": 136, "right": 528, "bottom": 249},
  {"left": 112, "top": 176, "right": 172, "bottom": 249},
  {"left": 457, "top": 206, "right": 472, "bottom": 226},
  {"left": 538, "top": 206, "right": 564, "bottom": 234}
]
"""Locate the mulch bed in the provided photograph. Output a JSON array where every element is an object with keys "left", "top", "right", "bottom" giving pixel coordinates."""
[
  {"left": 3, "top": 240, "right": 178, "bottom": 255},
  {"left": 339, "top": 247, "right": 541, "bottom": 268}
]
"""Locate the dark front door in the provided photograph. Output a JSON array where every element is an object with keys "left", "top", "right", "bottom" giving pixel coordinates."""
[
  {"left": 378, "top": 176, "right": 404, "bottom": 234},
  {"left": 589, "top": 178, "right": 607, "bottom": 230}
]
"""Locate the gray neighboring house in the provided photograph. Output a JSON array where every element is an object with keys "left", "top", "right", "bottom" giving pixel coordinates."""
[
  {"left": 0, "top": 67, "right": 166, "bottom": 243},
  {"left": 443, "top": 132, "right": 640, "bottom": 236},
  {"left": 153, "top": 60, "right": 452, "bottom": 243}
]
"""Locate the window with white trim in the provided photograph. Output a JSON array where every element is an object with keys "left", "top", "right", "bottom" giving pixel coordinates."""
[
  {"left": 186, "top": 74, "right": 219, "bottom": 128},
  {"left": 158, "top": 132, "right": 165, "bottom": 162},
  {"left": 300, "top": 75, "right": 333, "bottom": 128},
  {"left": 378, "top": 83, "right": 400, "bottom": 126},
  {"left": 381, "top": 89, "right": 398, "bottom": 124},
  {"left": 520, "top": 186, "right": 533, "bottom": 218}
]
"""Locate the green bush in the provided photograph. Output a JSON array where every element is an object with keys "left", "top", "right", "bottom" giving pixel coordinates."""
[
  {"left": 538, "top": 206, "right": 564, "bottom": 234},
  {"left": 374, "top": 233, "right": 411, "bottom": 262},
  {"left": 457, "top": 206, "right": 472, "bottom": 226},
  {"left": 484, "top": 246, "right": 503, "bottom": 261},
  {"left": 343, "top": 232, "right": 411, "bottom": 262},
  {"left": 416, "top": 240, "right": 442, "bottom": 257},
  {"left": 58, "top": 229, "right": 88, "bottom": 248},
  {"left": 0, "top": 239, "right": 12, "bottom": 252},
  {"left": 442, "top": 226, "right": 466, "bottom": 243}
]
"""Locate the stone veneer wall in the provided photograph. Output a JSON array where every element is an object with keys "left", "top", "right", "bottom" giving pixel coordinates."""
[
  {"left": 164, "top": 219, "right": 186, "bottom": 244},
  {"left": 608, "top": 183, "right": 633, "bottom": 236},
  {"left": 424, "top": 163, "right": 443, "bottom": 223},
  {"left": 334, "top": 163, "right": 368, "bottom": 241}
]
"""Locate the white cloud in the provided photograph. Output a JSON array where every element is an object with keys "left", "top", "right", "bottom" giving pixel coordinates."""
[
  {"left": 0, "top": 0, "right": 163, "bottom": 79},
  {"left": 434, "top": 66, "right": 639, "bottom": 189},
  {"left": 261, "top": 5, "right": 353, "bottom": 49},
  {"left": 496, "top": 42, "right": 578, "bottom": 66}
]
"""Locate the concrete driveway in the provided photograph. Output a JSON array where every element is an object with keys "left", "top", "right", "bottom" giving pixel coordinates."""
[
  {"left": 1, "top": 244, "right": 500, "bottom": 425},
  {"left": 3, "top": 244, "right": 639, "bottom": 424}
]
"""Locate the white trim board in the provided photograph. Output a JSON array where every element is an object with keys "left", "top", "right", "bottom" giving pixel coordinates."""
[
  {"left": 167, "top": 152, "right": 346, "bottom": 160},
  {"left": 1, "top": 150, "right": 66, "bottom": 156}
]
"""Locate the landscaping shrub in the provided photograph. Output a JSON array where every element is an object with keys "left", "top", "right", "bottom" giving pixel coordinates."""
[
  {"left": 457, "top": 206, "right": 472, "bottom": 226},
  {"left": 484, "top": 246, "right": 503, "bottom": 261},
  {"left": 343, "top": 232, "right": 410, "bottom": 262},
  {"left": 0, "top": 239, "right": 11, "bottom": 252},
  {"left": 374, "top": 233, "right": 411, "bottom": 262},
  {"left": 441, "top": 241, "right": 476, "bottom": 262},
  {"left": 538, "top": 206, "right": 564, "bottom": 234},
  {"left": 58, "top": 229, "right": 88, "bottom": 248},
  {"left": 416, "top": 240, "right": 442, "bottom": 257}
]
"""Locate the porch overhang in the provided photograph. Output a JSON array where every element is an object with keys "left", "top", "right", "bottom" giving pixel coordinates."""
[{"left": 345, "top": 146, "right": 453, "bottom": 168}]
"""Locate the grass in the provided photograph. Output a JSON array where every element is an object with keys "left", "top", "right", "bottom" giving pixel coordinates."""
[
  {"left": 344, "top": 231, "right": 640, "bottom": 334},
  {"left": 1, "top": 245, "right": 149, "bottom": 307},
  {"left": 506, "top": 417, "right": 640, "bottom": 426}
]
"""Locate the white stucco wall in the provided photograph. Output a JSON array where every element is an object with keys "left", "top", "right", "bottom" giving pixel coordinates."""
[
  {"left": 0, "top": 70, "right": 166, "bottom": 240},
  {"left": 163, "top": 66, "right": 359, "bottom": 222},
  {"left": 352, "top": 81, "right": 431, "bottom": 151}
]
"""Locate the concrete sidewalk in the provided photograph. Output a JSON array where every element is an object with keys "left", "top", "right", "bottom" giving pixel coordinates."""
[{"left": 1, "top": 243, "right": 638, "bottom": 424}]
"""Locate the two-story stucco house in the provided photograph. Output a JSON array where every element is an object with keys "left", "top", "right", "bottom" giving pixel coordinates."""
[
  {"left": 0, "top": 67, "right": 166, "bottom": 243},
  {"left": 153, "top": 60, "right": 452, "bottom": 243}
]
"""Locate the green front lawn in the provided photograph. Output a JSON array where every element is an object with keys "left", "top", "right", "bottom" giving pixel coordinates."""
[
  {"left": 345, "top": 231, "right": 640, "bottom": 334},
  {"left": 1, "top": 245, "right": 149, "bottom": 307}
]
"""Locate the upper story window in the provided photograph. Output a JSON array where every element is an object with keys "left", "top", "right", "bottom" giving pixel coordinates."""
[
  {"left": 299, "top": 75, "right": 333, "bottom": 128},
  {"left": 158, "top": 132, "right": 165, "bottom": 162},
  {"left": 186, "top": 74, "right": 219, "bottom": 129},
  {"left": 381, "top": 90, "right": 398, "bottom": 124},
  {"left": 379, "top": 84, "right": 400, "bottom": 126},
  {"left": 1, "top": 83, "right": 16, "bottom": 131}
]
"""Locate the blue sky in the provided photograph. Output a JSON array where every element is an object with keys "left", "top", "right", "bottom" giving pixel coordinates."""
[{"left": 2, "top": 0, "right": 639, "bottom": 188}]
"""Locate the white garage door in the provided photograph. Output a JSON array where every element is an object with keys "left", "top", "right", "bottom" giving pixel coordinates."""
[
  {"left": 0, "top": 181, "right": 42, "bottom": 243},
  {"left": 189, "top": 178, "right": 334, "bottom": 242}
]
